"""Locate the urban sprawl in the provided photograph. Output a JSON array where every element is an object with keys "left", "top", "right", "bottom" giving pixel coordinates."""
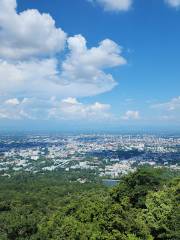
[{"left": 0, "top": 134, "right": 180, "bottom": 178}]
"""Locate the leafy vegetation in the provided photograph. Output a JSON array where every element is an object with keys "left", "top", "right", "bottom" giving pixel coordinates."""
[{"left": 0, "top": 167, "right": 179, "bottom": 239}]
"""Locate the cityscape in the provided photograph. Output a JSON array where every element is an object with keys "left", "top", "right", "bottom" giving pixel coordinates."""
[
  {"left": 0, "top": 0, "right": 180, "bottom": 239},
  {"left": 1, "top": 133, "right": 179, "bottom": 178}
]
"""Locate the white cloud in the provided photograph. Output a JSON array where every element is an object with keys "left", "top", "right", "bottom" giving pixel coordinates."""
[
  {"left": 90, "top": 0, "right": 180, "bottom": 11},
  {"left": 49, "top": 97, "right": 111, "bottom": 120},
  {"left": 121, "top": 110, "right": 140, "bottom": 120},
  {"left": 62, "top": 97, "right": 80, "bottom": 105},
  {"left": 0, "top": 35, "right": 126, "bottom": 98},
  {"left": 151, "top": 96, "right": 180, "bottom": 111},
  {"left": 0, "top": 97, "right": 112, "bottom": 121},
  {"left": 0, "top": 0, "right": 127, "bottom": 120},
  {"left": 0, "top": 0, "right": 67, "bottom": 60},
  {"left": 165, "top": 0, "right": 180, "bottom": 8},
  {"left": 0, "top": 97, "right": 34, "bottom": 119},
  {"left": 0, "top": 59, "right": 63, "bottom": 98},
  {"left": 150, "top": 97, "right": 180, "bottom": 123},
  {"left": 89, "top": 0, "right": 132, "bottom": 11},
  {"left": 60, "top": 35, "right": 126, "bottom": 97},
  {"left": 4, "top": 98, "right": 20, "bottom": 105}
]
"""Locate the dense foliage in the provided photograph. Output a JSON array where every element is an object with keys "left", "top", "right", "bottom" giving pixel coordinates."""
[{"left": 0, "top": 167, "right": 179, "bottom": 240}]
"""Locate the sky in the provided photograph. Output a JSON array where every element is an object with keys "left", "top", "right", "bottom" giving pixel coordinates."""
[{"left": 0, "top": 0, "right": 180, "bottom": 132}]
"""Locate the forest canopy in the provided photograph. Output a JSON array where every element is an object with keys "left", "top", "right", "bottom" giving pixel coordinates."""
[{"left": 0, "top": 167, "right": 179, "bottom": 240}]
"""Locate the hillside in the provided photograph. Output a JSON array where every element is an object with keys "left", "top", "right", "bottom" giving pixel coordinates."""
[{"left": 0, "top": 167, "right": 179, "bottom": 240}]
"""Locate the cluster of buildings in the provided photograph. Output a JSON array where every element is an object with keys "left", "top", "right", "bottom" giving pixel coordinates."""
[{"left": 0, "top": 134, "right": 179, "bottom": 177}]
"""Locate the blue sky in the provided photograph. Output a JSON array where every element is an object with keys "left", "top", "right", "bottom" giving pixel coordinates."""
[{"left": 0, "top": 0, "right": 180, "bottom": 131}]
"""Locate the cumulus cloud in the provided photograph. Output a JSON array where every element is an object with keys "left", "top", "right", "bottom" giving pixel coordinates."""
[
  {"left": 49, "top": 97, "right": 112, "bottom": 120},
  {"left": 0, "top": 97, "right": 112, "bottom": 121},
  {"left": 60, "top": 35, "right": 126, "bottom": 97},
  {"left": 0, "top": 0, "right": 127, "bottom": 121},
  {"left": 0, "top": 0, "right": 67, "bottom": 60},
  {"left": 0, "top": 36, "right": 126, "bottom": 98},
  {"left": 89, "top": 0, "right": 180, "bottom": 11},
  {"left": 150, "top": 97, "right": 180, "bottom": 123},
  {"left": 0, "top": 98, "right": 34, "bottom": 119},
  {"left": 151, "top": 96, "right": 180, "bottom": 111},
  {"left": 0, "top": 58, "right": 67, "bottom": 98},
  {"left": 0, "top": 0, "right": 126, "bottom": 98},
  {"left": 88, "top": 0, "right": 132, "bottom": 11},
  {"left": 121, "top": 110, "right": 140, "bottom": 120},
  {"left": 165, "top": 0, "right": 180, "bottom": 8},
  {"left": 4, "top": 98, "right": 20, "bottom": 106}
]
